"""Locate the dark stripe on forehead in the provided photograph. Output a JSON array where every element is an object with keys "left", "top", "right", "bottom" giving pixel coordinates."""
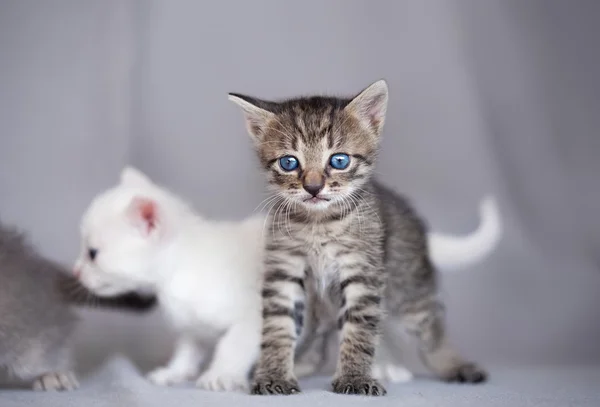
[
  {"left": 291, "top": 116, "right": 306, "bottom": 142},
  {"left": 327, "top": 107, "right": 337, "bottom": 149},
  {"left": 326, "top": 131, "right": 334, "bottom": 150}
]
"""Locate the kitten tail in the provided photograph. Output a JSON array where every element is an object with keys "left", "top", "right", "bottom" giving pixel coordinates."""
[{"left": 428, "top": 196, "right": 502, "bottom": 270}]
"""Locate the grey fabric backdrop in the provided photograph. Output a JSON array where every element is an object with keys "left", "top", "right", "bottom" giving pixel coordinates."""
[{"left": 0, "top": 0, "right": 598, "bottom": 374}]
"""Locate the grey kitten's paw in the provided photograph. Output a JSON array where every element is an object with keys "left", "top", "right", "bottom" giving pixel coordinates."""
[
  {"left": 251, "top": 376, "right": 301, "bottom": 395},
  {"left": 331, "top": 374, "right": 387, "bottom": 396},
  {"left": 444, "top": 363, "right": 488, "bottom": 384},
  {"left": 33, "top": 372, "right": 79, "bottom": 391}
]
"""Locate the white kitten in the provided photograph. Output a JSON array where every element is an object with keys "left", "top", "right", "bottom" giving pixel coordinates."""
[
  {"left": 74, "top": 167, "right": 264, "bottom": 392},
  {"left": 74, "top": 166, "right": 501, "bottom": 391}
]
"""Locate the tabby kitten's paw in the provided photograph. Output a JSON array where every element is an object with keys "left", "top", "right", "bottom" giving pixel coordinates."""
[
  {"left": 443, "top": 362, "right": 488, "bottom": 384},
  {"left": 251, "top": 375, "right": 301, "bottom": 395},
  {"left": 33, "top": 372, "right": 79, "bottom": 391},
  {"left": 332, "top": 374, "right": 387, "bottom": 396},
  {"left": 196, "top": 370, "right": 248, "bottom": 392}
]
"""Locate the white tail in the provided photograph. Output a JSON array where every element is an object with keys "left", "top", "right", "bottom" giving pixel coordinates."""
[{"left": 427, "top": 196, "right": 502, "bottom": 270}]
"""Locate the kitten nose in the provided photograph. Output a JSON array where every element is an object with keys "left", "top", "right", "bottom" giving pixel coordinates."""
[
  {"left": 303, "top": 171, "right": 324, "bottom": 197},
  {"left": 303, "top": 183, "right": 324, "bottom": 197},
  {"left": 73, "top": 267, "right": 81, "bottom": 279}
]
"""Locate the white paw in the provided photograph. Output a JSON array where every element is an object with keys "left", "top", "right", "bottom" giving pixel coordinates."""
[
  {"left": 294, "top": 361, "right": 318, "bottom": 378},
  {"left": 372, "top": 363, "right": 414, "bottom": 384},
  {"left": 33, "top": 372, "right": 79, "bottom": 391},
  {"left": 196, "top": 370, "right": 248, "bottom": 392},
  {"left": 146, "top": 367, "right": 193, "bottom": 386}
]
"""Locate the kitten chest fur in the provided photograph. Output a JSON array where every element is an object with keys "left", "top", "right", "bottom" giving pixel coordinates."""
[{"left": 298, "top": 218, "right": 361, "bottom": 305}]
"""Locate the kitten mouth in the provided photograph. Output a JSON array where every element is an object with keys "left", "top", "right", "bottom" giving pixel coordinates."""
[{"left": 303, "top": 197, "right": 330, "bottom": 204}]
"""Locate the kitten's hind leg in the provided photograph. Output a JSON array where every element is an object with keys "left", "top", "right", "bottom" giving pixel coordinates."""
[
  {"left": 394, "top": 298, "right": 487, "bottom": 383},
  {"left": 196, "top": 317, "right": 260, "bottom": 392},
  {"left": 147, "top": 335, "right": 203, "bottom": 386}
]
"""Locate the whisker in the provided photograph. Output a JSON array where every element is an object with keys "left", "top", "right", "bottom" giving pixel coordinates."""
[
  {"left": 353, "top": 192, "right": 382, "bottom": 227},
  {"left": 254, "top": 194, "right": 281, "bottom": 213},
  {"left": 272, "top": 200, "right": 287, "bottom": 238},
  {"left": 261, "top": 197, "right": 282, "bottom": 239},
  {"left": 273, "top": 199, "right": 289, "bottom": 241},
  {"left": 355, "top": 187, "right": 375, "bottom": 196},
  {"left": 284, "top": 199, "right": 294, "bottom": 238},
  {"left": 347, "top": 193, "right": 364, "bottom": 237}
]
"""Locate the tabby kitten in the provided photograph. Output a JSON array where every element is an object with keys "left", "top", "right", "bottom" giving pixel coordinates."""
[{"left": 229, "top": 80, "right": 487, "bottom": 396}]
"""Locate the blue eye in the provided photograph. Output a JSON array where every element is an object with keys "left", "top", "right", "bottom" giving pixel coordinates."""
[
  {"left": 330, "top": 153, "right": 350, "bottom": 170},
  {"left": 279, "top": 155, "right": 299, "bottom": 171}
]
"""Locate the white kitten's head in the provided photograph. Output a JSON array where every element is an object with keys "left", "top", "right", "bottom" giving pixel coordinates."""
[{"left": 74, "top": 167, "right": 169, "bottom": 296}]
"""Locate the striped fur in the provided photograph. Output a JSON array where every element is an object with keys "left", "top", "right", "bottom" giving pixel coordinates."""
[{"left": 229, "top": 80, "right": 487, "bottom": 396}]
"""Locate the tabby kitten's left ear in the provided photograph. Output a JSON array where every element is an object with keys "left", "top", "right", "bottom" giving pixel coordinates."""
[
  {"left": 345, "top": 79, "right": 389, "bottom": 137},
  {"left": 228, "top": 93, "right": 275, "bottom": 143}
]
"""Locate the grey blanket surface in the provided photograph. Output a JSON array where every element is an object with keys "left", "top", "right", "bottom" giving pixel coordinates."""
[{"left": 3, "top": 357, "right": 599, "bottom": 407}]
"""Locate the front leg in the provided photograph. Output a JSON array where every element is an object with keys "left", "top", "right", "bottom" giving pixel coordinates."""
[
  {"left": 333, "top": 255, "right": 387, "bottom": 396},
  {"left": 147, "top": 335, "right": 203, "bottom": 386},
  {"left": 251, "top": 248, "right": 307, "bottom": 396},
  {"left": 197, "top": 317, "right": 260, "bottom": 392}
]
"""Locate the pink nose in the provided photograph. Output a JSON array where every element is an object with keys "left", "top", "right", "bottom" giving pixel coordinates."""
[{"left": 73, "top": 268, "right": 81, "bottom": 279}]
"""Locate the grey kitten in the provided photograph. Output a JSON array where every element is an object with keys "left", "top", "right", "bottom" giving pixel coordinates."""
[
  {"left": 229, "top": 80, "right": 487, "bottom": 396},
  {"left": 0, "top": 222, "right": 156, "bottom": 391}
]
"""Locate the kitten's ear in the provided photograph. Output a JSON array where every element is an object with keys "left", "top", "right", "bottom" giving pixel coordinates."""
[
  {"left": 126, "top": 196, "right": 159, "bottom": 236},
  {"left": 345, "top": 79, "right": 389, "bottom": 136},
  {"left": 228, "top": 93, "right": 275, "bottom": 143},
  {"left": 120, "top": 167, "right": 153, "bottom": 188}
]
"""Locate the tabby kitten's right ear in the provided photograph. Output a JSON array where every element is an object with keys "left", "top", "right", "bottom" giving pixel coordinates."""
[
  {"left": 228, "top": 93, "right": 275, "bottom": 143},
  {"left": 345, "top": 79, "right": 389, "bottom": 137}
]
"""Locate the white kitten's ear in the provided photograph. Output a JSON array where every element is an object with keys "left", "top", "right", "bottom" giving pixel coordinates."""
[
  {"left": 120, "top": 167, "right": 153, "bottom": 187},
  {"left": 228, "top": 93, "right": 275, "bottom": 143},
  {"left": 126, "top": 196, "right": 159, "bottom": 236},
  {"left": 345, "top": 79, "right": 389, "bottom": 136}
]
